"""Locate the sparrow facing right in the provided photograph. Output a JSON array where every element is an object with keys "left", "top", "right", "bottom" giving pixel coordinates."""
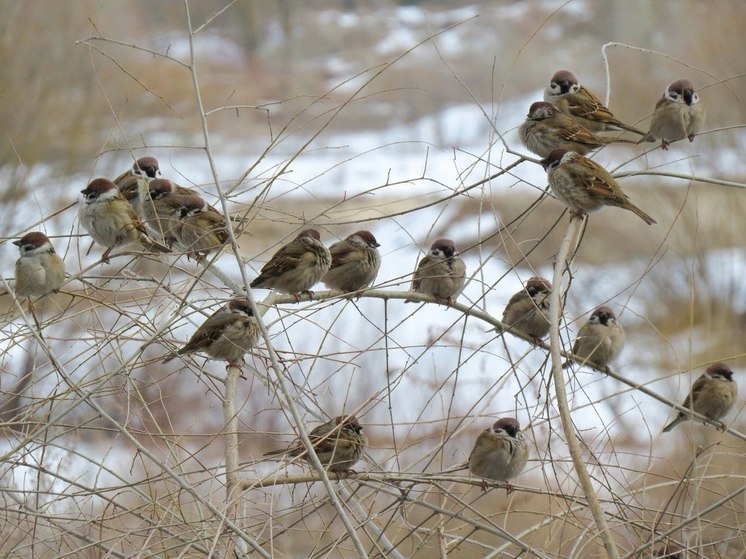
[
  {"left": 543, "top": 69, "right": 645, "bottom": 135},
  {"left": 567, "top": 306, "right": 625, "bottom": 371},
  {"left": 78, "top": 178, "right": 171, "bottom": 262},
  {"left": 322, "top": 230, "right": 381, "bottom": 292},
  {"left": 114, "top": 156, "right": 162, "bottom": 202},
  {"left": 501, "top": 276, "right": 552, "bottom": 342},
  {"left": 406, "top": 238, "right": 466, "bottom": 305},
  {"left": 173, "top": 196, "right": 230, "bottom": 260},
  {"left": 519, "top": 101, "right": 635, "bottom": 158},
  {"left": 662, "top": 363, "right": 737, "bottom": 432},
  {"left": 639, "top": 79, "right": 706, "bottom": 150},
  {"left": 250, "top": 229, "right": 332, "bottom": 300},
  {"left": 541, "top": 149, "right": 657, "bottom": 225},
  {"left": 264, "top": 415, "right": 367, "bottom": 472},
  {"left": 468, "top": 417, "right": 529, "bottom": 485},
  {"left": 13, "top": 232, "right": 65, "bottom": 311},
  {"left": 162, "top": 299, "right": 259, "bottom": 367}
]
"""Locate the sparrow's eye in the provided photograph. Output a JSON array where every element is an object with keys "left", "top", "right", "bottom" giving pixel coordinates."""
[
  {"left": 691, "top": 92, "right": 699, "bottom": 102},
  {"left": 669, "top": 91, "right": 680, "bottom": 100}
]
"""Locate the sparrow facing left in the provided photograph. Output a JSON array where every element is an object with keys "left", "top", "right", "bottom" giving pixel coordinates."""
[
  {"left": 520, "top": 101, "right": 635, "bottom": 158},
  {"left": 567, "top": 306, "right": 625, "bottom": 371},
  {"left": 544, "top": 69, "right": 645, "bottom": 135},
  {"left": 162, "top": 299, "right": 259, "bottom": 367},
  {"left": 541, "top": 149, "right": 657, "bottom": 225},
  {"left": 250, "top": 229, "right": 332, "bottom": 300},
  {"left": 264, "top": 415, "right": 367, "bottom": 472},
  {"left": 662, "top": 363, "right": 737, "bottom": 432},
  {"left": 173, "top": 196, "right": 230, "bottom": 260},
  {"left": 501, "top": 276, "right": 552, "bottom": 342},
  {"left": 469, "top": 417, "right": 529, "bottom": 488},
  {"left": 78, "top": 178, "right": 170, "bottom": 262},
  {"left": 407, "top": 238, "right": 466, "bottom": 305},
  {"left": 639, "top": 79, "right": 706, "bottom": 150},
  {"left": 322, "top": 230, "right": 381, "bottom": 292},
  {"left": 13, "top": 232, "right": 65, "bottom": 311}
]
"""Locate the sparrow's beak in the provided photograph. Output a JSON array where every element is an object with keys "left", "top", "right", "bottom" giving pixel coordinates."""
[{"left": 12, "top": 240, "right": 21, "bottom": 247}]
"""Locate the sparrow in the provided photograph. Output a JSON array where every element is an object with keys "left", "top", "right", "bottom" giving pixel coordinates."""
[
  {"left": 519, "top": 101, "right": 636, "bottom": 158},
  {"left": 566, "top": 306, "right": 625, "bottom": 371},
  {"left": 468, "top": 417, "right": 529, "bottom": 487},
  {"left": 406, "top": 238, "right": 466, "bottom": 305},
  {"left": 501, "top": 276, "right": 552, "bottom": 342},
  {"left": 250, "top": 228, "right": 332, "bottom": 300},
  {"left": 140, "top": 179, "right": 191, "bottom": 244},
  {"left": 541, "top": 149, "right": 657, "bottom": 225},
  {"left": 173, "top": 196, "right": 230, "bottom": 260},
  {"left": 114, "top": 156, "right": 162, "bottom": 201},
  {"left": 78, "top": 178, "right": 171, "bottom": 262},
  {"left": 162, "top": 298, "right": 259, "bottom": 367},
  {"left": 264, "top": 415, "right": 367, "bottom": 472},
  {"left": 639, "top": 79, "right": 706, "bottom": 150},
  {"left": 322, "top": 230, "right": 381, "bottom": 292},
  {"left": 544, "top": 69, "right": 645, "bottom": 135},
  {"left": 662, "top": 363, "right": 737, "bottom": 432},
  {"left": 13, "top": 232, "right": 65, "bottom": 311}
]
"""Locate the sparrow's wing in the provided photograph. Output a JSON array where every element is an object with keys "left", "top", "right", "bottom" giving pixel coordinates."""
[
  {"left": 328, "top": 240, "right": 365, "bottom": 268},
  {"left": 177, "top": 312, "right": 237, "bottom": 355},
  {"left": 411, "top": 254, "right": 432, "bottom": 291},
  {"left": 253, "top": 240, "right": 309, "bottom": 283},
  {"left": 576, "top": 163, "right": 630, "bottom": 205},
  {"left": 557, "top": 118, "right": 603, "bottom": 148},
  {"left": 681, "top": 373, "right": 709, "bottom": 410},
  {"left": 565, "top": 89, "right": 618, "bottom": 124}
]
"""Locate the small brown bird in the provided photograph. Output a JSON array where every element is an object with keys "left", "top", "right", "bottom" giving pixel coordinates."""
[
  {"left": 662, "top": 363, "right": 737, "bottom": 432},
  {"left": 541, "top": 149, "right": 657, "bottom": 225},
  {"left": 173, "top": 196, "right": 230, "bottom": 260},
  {"left": 640, "top": 79, "right": 706, "bottom": 150},
  {"left": 520, "top": 101, "right": 635, "bottom": 158},
  {"left": 469, "top": 417, "right": 529, "bottom": 487},
  {"left": 543, "top": 69, "right": 645, "bottom": 135},
  {"left": 78, "top": 178, "right": 170, "bottom": 262},
  {"left": 566, "top": 306, "right": 625, "bottom": 371},
  {"left": 501, "top": 277, "right": 552, "bottom": 342},
  {"left": 114, "top": 156, "right": 162, "bottom": 202},
  {"left": 13, "top": 232, "right": 66, "bottom": 311},
  {"left": 264, "top": 415, "right": 367, "bottom": 472},
  {"left": 323, "top": 230, "right": 381, "bottom": 292},
  {"left": 407, "top": 238, "right": 466, "bottom": 305},
  {"left": 162, "top": 299, "right": 259, "bottom": 367},
  {"left": 250, "top": 229, "right": 332, "bottom": 300}
]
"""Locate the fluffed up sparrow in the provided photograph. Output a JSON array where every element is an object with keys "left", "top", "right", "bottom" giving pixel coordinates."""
[
  {"left": 323, "top": 230, "right": 381, "bottom": 292},
  {"left": 566, "top": 306, "right": 625, "bottom": 371},
  {"left": 639, "top": 79, "right": 706, "bottom": 150},
  {"left": 141, "top": 179, "right": 191, "bottom": 244},
  {"left": 78, "top": 178, "right": 171, "bottom": 262},
  {"left": 162, "top": 298, "right": 259, "bottom": 367},
  {"left": 250, "top": 228, "right": 332, "bottom": 300},
  {"left": 541, "top": 148, "right": 657, "bottom": 225},
  {"left": 13, "top": 232, "right": 65, "bottom": 311},
  {"left": 406, "top": 238, "right": 466, "bottom": 305},
  {"left": 544, "top": 69, "right": 645, "bottom": 135},
  {"left": 662, "top": 362, "right": 737, "bottom": 432},
  {"left": 173, "top": 196, "right": 230, "bottom": 260},
  {"left": 520, "top": 101, "right": 635, "bottom": 158},
  {"left": 469, "top": 417, "right": 529, "bottom": 488},
  {"left": 501, "top": 276, "right": 552, "bottom": 342},
  {"left": 114, "top": 156, "right": 162, "bottom": 202},
  {"left": 264, "top": 415, "right": 367, "bottom": 472}
]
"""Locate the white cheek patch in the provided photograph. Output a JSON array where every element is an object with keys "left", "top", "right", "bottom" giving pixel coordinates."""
[{"left": 97, "top": 188, "right": 120, "bottom": 202}]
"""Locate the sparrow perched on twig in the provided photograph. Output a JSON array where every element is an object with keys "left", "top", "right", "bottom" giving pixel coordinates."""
[
  {"left": 323, "top": 230, "right": 381, "bottom": 292},
  {"left": 639, "top": 79, "right": 706, "bottom": 150},
  {"left": 541, "top": 149, "right": 657, "bottom": 225},
  {"left": 520, "top": 101, "right": 636, "bottom": 158},
  {"left": 140, "top": 179, "right": 192, "bottom": 244},
  {"left": 469, "top": 417, "right": 529, "bottom": 489},
  {"left": 13, "top": 232, "right": 65, "bottom": 312},
  {"left": 114, "top": 156, "right": 162, "bottom": 202},
  {"left": 501, "top": 277, "right": 552, "bottom": 342},
  {"left": 78, "top": 178, "right": 171, "bottom": 262},
  {"left": 662, "top": 363, "right": 737, "bottom": 432},
  {"left": 250, "top": 229, "right": 332, "bottom": 300},
  {"left": 406, "top": 238, "right": 466, "bottom": 305},
  {"left": 162, "top": 299, "right": 259, "bottom": 367},
  {"left": 544, "top": 69, "right": 645, "bottom": 135},
  {"left": 264, "top": 415, "right": 367, "bottom": 472},
  {"left": 566, "top": 306, "right": 625, "bottom": 371},
  {"left": 173, "top": 196, "right": 230, "bottom": 260}
]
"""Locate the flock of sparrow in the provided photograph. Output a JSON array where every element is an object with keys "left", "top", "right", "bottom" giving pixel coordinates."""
[{"left": 9, "top": 70, "right": 737, "bottom": 488}]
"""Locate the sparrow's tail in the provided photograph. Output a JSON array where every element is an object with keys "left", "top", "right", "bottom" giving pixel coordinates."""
[{"left": 662, "top": 416, "right": 683, "bottom": 433}]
